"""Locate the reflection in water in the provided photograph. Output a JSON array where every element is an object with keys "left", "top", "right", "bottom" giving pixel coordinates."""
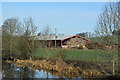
[
  {"left": 2, "top": 61, "right": 82, "bottom": 79},
  {"left": 2, "top": 62, "right": 32, "bottom": 78},
  {"left": 2, "top": 61, "right": 59, "bottom": 78},
  {"left": 34, "top": 70, "right": 58, "bottom": 78}
]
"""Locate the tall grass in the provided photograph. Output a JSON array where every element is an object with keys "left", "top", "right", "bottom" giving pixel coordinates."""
[{"left": 32, "top": 48, "right": 118, "bottom": 62}]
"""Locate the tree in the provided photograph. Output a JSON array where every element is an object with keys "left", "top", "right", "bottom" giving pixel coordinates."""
[
  {"left": 95, "top": 1, "right": 119, "bottom": 75},
  {"left": 0, "top": 26, "right": 2, "bottom": 51},
  {"left": 2, "top": 18, "right": 21, "bottom": 58},
  {"left": 112, "top": 29, "right": 120, "bottom": 35},
  {"left": 76, "top": 33, "right": 86, "bottom": 37},
  {"left": 19, "top": 17, "right": 37, "bottom": 59},
  {"left": 37, "top": 32, "right": 42, "bottom": 36},
  {"left": 41, "top": 26, "right": 53, "bottom": 59},
  {"left": 2, "top": 17, "right": 37, "bottom": 59},
  {"left": 95, "top": 2, "right": 119, "bottom": 46},
  {"left": 41, "top": 25, "right": 53, "bottom": 48},
  {"left": 42, "top": 25, "right": 52, "bottom": 40}
]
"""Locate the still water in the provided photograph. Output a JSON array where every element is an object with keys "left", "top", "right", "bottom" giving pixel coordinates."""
[{"left": 2, "top": 61, "right": 82, "bottom": 79}]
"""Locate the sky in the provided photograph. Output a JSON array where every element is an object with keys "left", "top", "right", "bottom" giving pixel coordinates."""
[
  {"left": 2, "top": 2, "right": 107, "bottom": 35},
  {"left": 1, "top": 0, "right": 113, "bottom": 2}
]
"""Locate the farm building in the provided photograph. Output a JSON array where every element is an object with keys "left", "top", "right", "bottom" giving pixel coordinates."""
[{"left": 35, "top": 35, "right": 90, "bottom": 48}]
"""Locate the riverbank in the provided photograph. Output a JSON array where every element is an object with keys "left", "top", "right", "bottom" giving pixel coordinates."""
[
  {"left": 6, "top": 58, "right": 102, "bottom": 79},
  {"left": 6, "top": 57, "right": 120, "bottom": 79},
  {"left": 5, "top": 58, "right": 120, "bottom": 79},
  {"left": 2, "top": 48, "right": 119, "bottom": 78}
]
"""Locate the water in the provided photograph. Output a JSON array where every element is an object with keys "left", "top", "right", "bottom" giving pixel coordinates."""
[{"left": 2, "top": 61, "right": 82, "bottom": 79}]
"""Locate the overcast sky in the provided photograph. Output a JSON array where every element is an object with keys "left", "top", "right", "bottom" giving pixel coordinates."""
[{"left": 2, "top": 2, "right": 107, "bottom": 35}]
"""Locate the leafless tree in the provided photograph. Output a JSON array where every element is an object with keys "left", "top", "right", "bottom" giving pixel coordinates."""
[
  {"left": 41, "top": 25, "right": 53, "bottom": 59},
  {"left": 95, "top": 1, "right": 119, "bottom": 75},
  {"left": 95, "top": 2, "right": 119, "bottom": 46},
  {"left": 41, "top": 25, "right": 53, "bottom": 48},
  {"left": 42, "top": 25, "right": 52, "bottom": 40},
  {"left": 21, "top": 17, "right": 37, "bottom": 59}
]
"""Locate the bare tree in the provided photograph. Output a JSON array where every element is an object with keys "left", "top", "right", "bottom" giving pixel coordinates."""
[
  {"left": 95, "top": 1, "right": 119, "bottom": 75},
  {"left": 21, "top": 17, "right": 37, "bottom": 59},
  {"left": 95, "top": 2, "right": 119, "bottom": 46},
  {"left": 41, "top": 25, "right": 53, "bottom": 59},
  {"left": 42, "top": 25, "right": 52, "bottom": 40},
  {"left": 41, "top": 25, "right": 53, "bottom": 48}
]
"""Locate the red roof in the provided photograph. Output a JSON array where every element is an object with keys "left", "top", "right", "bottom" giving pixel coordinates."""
[{"left": 62, "top": 35, "right": 90, "bottom": 42}]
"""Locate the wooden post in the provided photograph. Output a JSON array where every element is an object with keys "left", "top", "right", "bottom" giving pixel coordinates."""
[
  {"left": 116, "top": 55, "right": 118, "bottom": 74},
  {"left": 55, "top": 40, "right": 56, "bottom": 47},
  {"left": 112, "top": 60, "right": 115, "bottom": 75},
  {"left": 48, "top": 41, "right": 51, "bottom": 47},
  {"left": 54, "top": 28, "right": 57, "bottom": 48},
  {"left": 61, "top": 40, "right": 62, "bottom": 47}
]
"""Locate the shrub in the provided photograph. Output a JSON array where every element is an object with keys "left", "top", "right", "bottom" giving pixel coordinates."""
[{"left": 78, "top": 45, "right": 83, "bottom": 49}]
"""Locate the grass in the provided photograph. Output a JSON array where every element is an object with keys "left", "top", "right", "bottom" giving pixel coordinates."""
[
  {"left": 88, "top": 35, "right": 119, "bottom": 43},
  {"left": 32, "top": 48, "right": 118, "bottom": 62}
]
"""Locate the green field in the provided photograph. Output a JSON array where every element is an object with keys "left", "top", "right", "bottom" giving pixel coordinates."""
[{"left": 32, "top": 48, "right": 118, "bottom": 62}]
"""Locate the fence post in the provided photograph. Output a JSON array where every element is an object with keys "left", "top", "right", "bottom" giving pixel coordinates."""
[{"left": 112, "top": 60, "right": 115, "bottom": 75}]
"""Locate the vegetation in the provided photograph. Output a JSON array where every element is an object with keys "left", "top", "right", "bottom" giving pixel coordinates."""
[
  {"left": 2, "top": 17, "right": 37, "bottom": 59},
  {"left": 32, "top": 48, "right": 118, "bottom": 62},
  {"left": 2, "top": 1, "right": 119, "bottom": 77},
  {"left": 94, "top": 2, "right": 119, "bottom": 48},
  {"left": 12, "top": 59, "right": 101, "bottom": 78}
]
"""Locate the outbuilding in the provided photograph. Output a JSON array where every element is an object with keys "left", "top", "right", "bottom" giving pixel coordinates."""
[{"left": 35, "top": 35, "right": 90, "bottom": 48}]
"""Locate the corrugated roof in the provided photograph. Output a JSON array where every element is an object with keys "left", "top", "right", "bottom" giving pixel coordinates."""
[{"left": 35, "top": 35, "right": 72, "bottom": 40}]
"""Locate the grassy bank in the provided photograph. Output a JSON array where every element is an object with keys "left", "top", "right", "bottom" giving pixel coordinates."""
[{"left": 32, "top": 48, "right": 118, "bottom": 62}]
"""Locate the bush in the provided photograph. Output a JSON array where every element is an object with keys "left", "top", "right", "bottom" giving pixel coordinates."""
[
  {"left": 86, "top": 42, "right": 106, "bottom": 49},
  {"left": 78, "top": 45, "right": 83, "bottom": 49},
  {"left": 86, "top": 42, "right": 94, "bottom": 49}
]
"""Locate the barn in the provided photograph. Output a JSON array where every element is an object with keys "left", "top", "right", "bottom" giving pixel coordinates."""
[
  {"left": 35, "top": 35, "right": 90, "bottom": 48},
  {"left": 62, "top": 35, "right": 90, "bottom": 48}
]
